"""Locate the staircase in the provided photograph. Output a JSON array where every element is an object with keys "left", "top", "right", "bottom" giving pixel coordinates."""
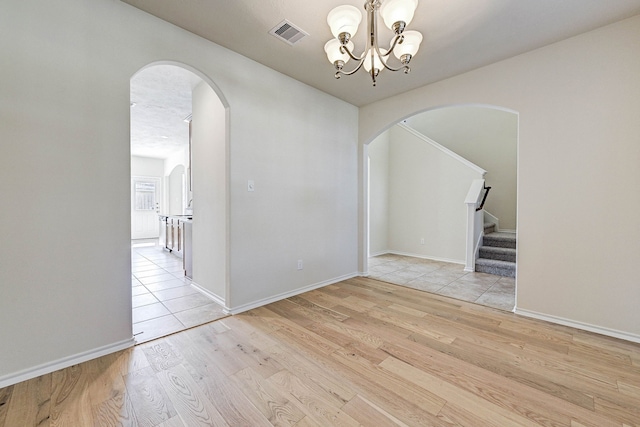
[{"left": 475, "top": 223, "right": 516, "bottom": 277}]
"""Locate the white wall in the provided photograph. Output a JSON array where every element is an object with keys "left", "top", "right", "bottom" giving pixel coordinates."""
[
  {"left": 0, "top": 0, "right": 358, "bottom": 386},
  {"left": 368, "top": 131, "right": 390, "bottom": 255},
  {"left": 360, "top": 16, "right": 640, "bottom": 341},
  {"left": 227, "top": 77, "right": 358, "bottom": 310},
  {"left": 405, "top": 107, "right": 518, "bottom": 230},
  {"left": 131, "top": 155, "right": 165, "bottom": 177},
  {"left": 167, "top": 164, "right": 185, "bottom": 215},
  {"left": 164, "top": 146, "right": 189, "bottom": 177},
  {"left": 369, "top": 125, "right": 484, "bottom": 263},
  {"left": 191, "top": 82, "right": 227, "bottom": 302}
]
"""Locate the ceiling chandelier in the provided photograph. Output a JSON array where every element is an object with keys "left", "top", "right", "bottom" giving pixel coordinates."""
[{"left": 324, "top": 0, "right": 422, "bottom": 86}]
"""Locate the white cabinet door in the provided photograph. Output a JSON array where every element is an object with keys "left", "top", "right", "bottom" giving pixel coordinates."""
[{"left": 131, "top": 177, "right": 161, "bottom": 239}]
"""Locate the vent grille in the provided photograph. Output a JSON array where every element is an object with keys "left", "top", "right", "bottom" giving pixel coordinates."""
[{"left": 269, "top": 20, "right": 309, "bottom": 46}]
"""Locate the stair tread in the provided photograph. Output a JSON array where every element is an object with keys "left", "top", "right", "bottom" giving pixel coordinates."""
[
  {"left": 476, "top": 258, "right": 516, "bottom": 267},
  {"left": 480, "top": 246, "right": 516, "bottom": 253},
  {"left": 485, "top": 232, "right": 516, "bottom": 240}
]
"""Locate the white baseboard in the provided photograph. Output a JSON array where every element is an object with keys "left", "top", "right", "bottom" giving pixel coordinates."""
[
  {"left": 368, "top": 250, "right": 389, "bottom": 257},
  {"left": 190, "top": 280, "right": 229, "bottom": 313},
  {"left": 385, "top": 250, "right": 465, "bottom": 265},
  {"left": 0, "top": 337, "right": 135, "bottom": 389},
  {"left": 225, "top": 272, "right": 359, "bottom": 315},
  {"left": 515, "top": 308, "right": 640, "bottom": 344}
]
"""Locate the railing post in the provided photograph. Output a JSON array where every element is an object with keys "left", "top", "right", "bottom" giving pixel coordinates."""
[{"left": 464, "top": 179, "right": 486, "bottom": 272}]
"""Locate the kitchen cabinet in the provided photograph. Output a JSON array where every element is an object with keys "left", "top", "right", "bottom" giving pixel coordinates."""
[{"left": 160, "top": 216, "right": 186, "bottom": 256}]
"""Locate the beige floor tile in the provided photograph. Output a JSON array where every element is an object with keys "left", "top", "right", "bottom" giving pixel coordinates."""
[
  {"left": 132, "top": 293, "right": 160, "bottom": 308},
  {"left": 133, "top": 315, "right": 185, "bottom": 344},
  {"left": 162, "top": 293, "right": 215, "bottom": 313},
  {"left": 138, "top": 273, "right": 179, "bottom": 285},
  {"left": 133, "top": 302, "right": 171, "bottom": 323},
  {"left": 131, "top": 241, "right": 229, "bottom": 343},
  {"left": 436, "top": 281, "right": 490, "bottom": 301},
  {"left": 133, "top": 268, "right": 170, "bottom": 278},
  {"left": 132, "top": 286, "right": 150, "bottom": 296},
  {"left": 152, "top": 285, "right": 200, "bottom": 302},
  {"left": 144, "top": 278, "right": 190, "bottom": 292},
  {"left": 368, "top": 255, "right": 516, "bottom": 312},
  {"left": 173, "top": 303, "right": 229, "bottom": 328}
]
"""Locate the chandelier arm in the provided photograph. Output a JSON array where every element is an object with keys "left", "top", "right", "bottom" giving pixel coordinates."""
[
  {"left": 386, "top": 34, "right": 404, "bottom": 57},
  {"left": 335, "top": 58, "right": 366, "bottom": 77},
  {"left": 382, "top": 62, "right": 411, "bottom": 73},
  {"left": 340, "top": 45, "right": 365, "bottom": 62}
]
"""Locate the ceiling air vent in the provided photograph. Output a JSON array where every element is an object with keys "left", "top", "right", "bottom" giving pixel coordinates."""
[{"left": 269, "top": 20, "right": 309, "bottom": 46}]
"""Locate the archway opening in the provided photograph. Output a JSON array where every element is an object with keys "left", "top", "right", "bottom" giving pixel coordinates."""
[
  {"left": 364, "top": 104, "right": 518, "bottom": 311},
  {"left": 129, "top": 63, "right": 230, "bottom": 343}
]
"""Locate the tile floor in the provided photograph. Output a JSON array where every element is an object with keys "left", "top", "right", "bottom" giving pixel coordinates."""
[
  {"left": 131, "top": 239, "right": 228, "bottom": 343},
  {"left": 368, "top": 254, "right": 515, "bottom": 311}
]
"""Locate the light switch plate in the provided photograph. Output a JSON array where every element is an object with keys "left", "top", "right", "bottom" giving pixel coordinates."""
[{"left": 248, "top": 180, "right": 255, "bottom": 192}]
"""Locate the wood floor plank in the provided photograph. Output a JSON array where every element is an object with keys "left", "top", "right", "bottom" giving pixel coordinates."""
[
  {"left": 379, "top": 338, "right": 621, "bottom": 427},
  {"left": 167, "top": 331, "right": 274, "bottom": 427},
  {"left": 267, "top": 369, "right": 361, "bottom": 427},
  {"left": 2, "top": 275, "right": 639, "bottom": 426},
  {"left": 50, "top": 365, "right": 93, "bottom": 427},
  {"left": 0, "top": 386, "right": 11, "bottom": 426},
  {"left": 91, "top": 389, "right": 138, "bottom": 427},
  {"left": 341, "top": 394, "right": 410, "bottom": 427},
  {"left": 3, "top": 375, "right": 50, "bottom": 427},
  {"left": 409, "top": 330, "right": 596, "bottom": 411},
  {"left": 265, "top": 345, "right": 357, "bottom": 405},
  {"left": 230, "top": 367, "right": 305, "bottom": 427},
  {"left": 380, "top": 355, "right": 543, "bottom": 427},
  {"left": 330, "top": 347, "right": 447, "bottom": 417},
  {"left": 124, "top": 366, "right": 177, "bottom": 427},
  {"left": 156, "top": 364, "right": 230, "bottom": 427},
  {"left": 141, "top": 341, "right": 183, "bottom": 373}
]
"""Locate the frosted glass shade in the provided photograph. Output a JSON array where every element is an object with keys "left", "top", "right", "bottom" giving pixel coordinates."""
[
  {"left": 324, "top": 39, "right": 355, "bottom": 64},
  {"left": 393, "top": 30, "right": 423, "bottom": 59},
  {"left": 363, "top": 48, "right": 388, "bottom": 72},
  {"left": 380, "top": 0, "right": 419, "bottom": 30},
  {"left": 327, "top": 5, "right": 362, "bottom": 39}
]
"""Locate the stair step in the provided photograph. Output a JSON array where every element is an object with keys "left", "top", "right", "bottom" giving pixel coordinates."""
[
  {"left": 479, "top": 246, "right": 516, "bottom": 263},
  {"left": 475, "top": 258, "right": 516, "bottom": 278},
  {"left": 483, "top": 223, "right": 496, "bottom": 234},
  {"left": 483, "top": 232, "right": 516, "bottom": 249}
]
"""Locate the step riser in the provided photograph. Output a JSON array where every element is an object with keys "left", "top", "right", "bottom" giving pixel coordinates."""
[
  {"left": 476, "top": 263, "right": 516, "bottom": 278},
  {"left": 479, "top": 249, "right": 516, "bottom": 263},
  {"left": 483, "top": 237, "right": 516, "bottom": 249}
]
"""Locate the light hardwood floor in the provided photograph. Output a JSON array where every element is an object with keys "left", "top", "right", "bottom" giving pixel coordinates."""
[{"left": 1, "top": 277, "right": 639, "bottom": 426}]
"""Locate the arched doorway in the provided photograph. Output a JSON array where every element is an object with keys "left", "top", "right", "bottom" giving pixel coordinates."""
[
  {"left": 364, "top": 104, "right": 518, "bottom": 311},
  {"left": 130, "top": 62, "right": 230, "bottom": 343}
]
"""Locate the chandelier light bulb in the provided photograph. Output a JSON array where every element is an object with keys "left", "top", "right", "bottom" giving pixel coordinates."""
[
  {"left": 380, "top": 0, "right": 419, "bottom": 32},
  {"left": 327, "top": 5, "right": 362, "bottom": 41},
  {"left": 324, "top": 39, "right": 355, "bottom": 65},
  {"left": 363, "top": 48, "right": 388, "bottom": 73},
  {"left": 392, "top": 30, "right": 423, "bottom": 60}
]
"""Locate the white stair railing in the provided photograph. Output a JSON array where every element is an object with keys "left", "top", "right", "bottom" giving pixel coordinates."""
[{"left": 464, "top": 179, "right": 486, "bottom": 272}]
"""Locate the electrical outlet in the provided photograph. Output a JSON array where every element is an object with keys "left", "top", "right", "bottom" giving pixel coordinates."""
[
  {"left": 297, "top": 259, "right": 303, "bottom": 270},
  {"left": 420, "top": 238, "right": 425, "bottom": 245}
]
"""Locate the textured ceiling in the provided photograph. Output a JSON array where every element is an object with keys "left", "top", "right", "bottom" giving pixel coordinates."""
[{"left": 130, "top": 65, "right": 202, "bottom": 159}]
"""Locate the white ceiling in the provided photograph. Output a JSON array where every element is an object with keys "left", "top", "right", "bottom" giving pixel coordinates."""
[
  {"left": 130, "top": 65, "right": 202, "bottom": 159},
  {"left": 126, "top": 0, "right": 640, "bottom": 158}
]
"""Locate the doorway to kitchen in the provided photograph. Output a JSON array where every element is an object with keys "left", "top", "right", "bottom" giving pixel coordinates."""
[{"left": 130, "top": 62, "right": 230, "bottom": 343}]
